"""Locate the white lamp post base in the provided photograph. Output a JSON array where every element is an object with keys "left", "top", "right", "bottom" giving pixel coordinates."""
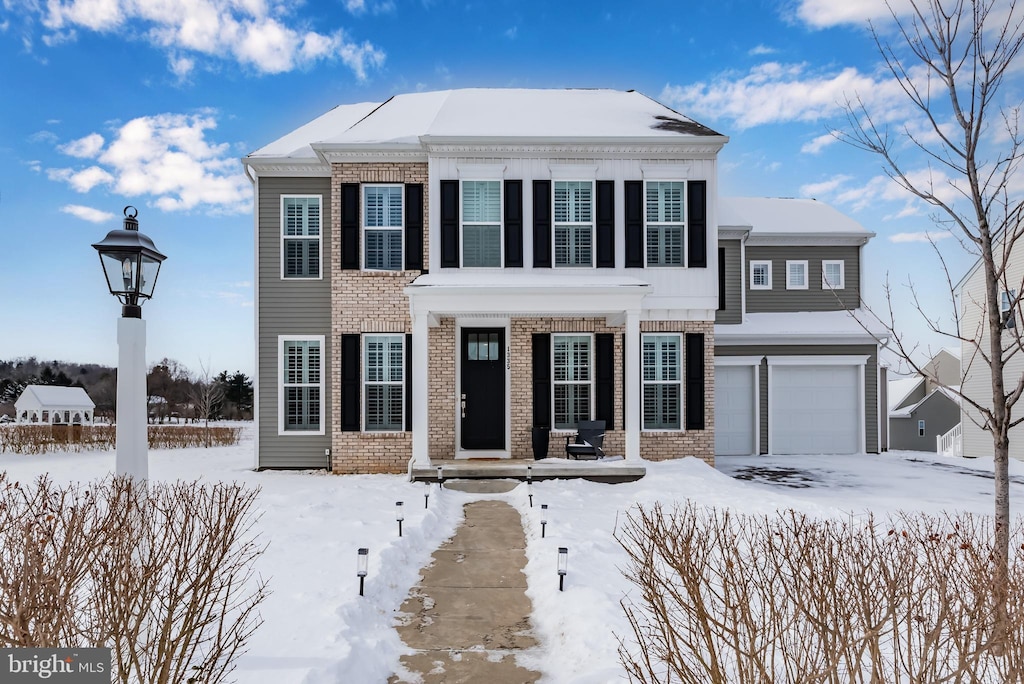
[{"left": 116, "top": 316, "right": 148, "bottom": 480}]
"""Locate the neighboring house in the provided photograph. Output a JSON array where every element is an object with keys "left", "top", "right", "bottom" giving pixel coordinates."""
[
  {"left": 243, "top": 88, "right": 885, "bottom": 473},
  {"left": 957, "top": 234, "right": 1024, "bottom": 459},
  {"left": 888, "top": 348, "right": 961, "bottom": 451},
  {"left": 15, "top": 385, "right": 95, "bottom": 425}
]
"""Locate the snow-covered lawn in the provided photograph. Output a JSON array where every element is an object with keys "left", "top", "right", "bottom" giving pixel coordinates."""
[{"left": 2, "top": 424, "right": 1022, "bottom": 683}]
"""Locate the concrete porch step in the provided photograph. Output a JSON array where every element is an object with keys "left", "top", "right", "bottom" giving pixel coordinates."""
[{"left": 411, "top": 458, "right": 646, "bottom": 484}]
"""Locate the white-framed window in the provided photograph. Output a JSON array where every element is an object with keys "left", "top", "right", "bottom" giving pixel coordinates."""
[
  {"left": 363, "top": 185, "right": 403, "bottom": 270},
  {"left": 786, "top": 260, "right": 809, "bottom": 290},
  {"left": 750, "top": 260, "right": 772, "bottom": 290},
  {"left": 553, "top": 334, "right": 592, "bottom": 429},
  {"left": 645, "top": 181, "right": 685, "bottom": 267},
  {"left": 822, "top": 260, "right": 845, "bottom": 289},
  {"left": 554, "top": 181, "right": 593, "bottom": 267},
  {"left": 364, "top": 334, "right": 404, "bottom": 431},
  {"left": 642, "top": 334, "right": 682, "bottom": 430},
  {"left": 281, "top": 196, "right": 321, "bottom": 279},
  {"left": 462, "top": 180, "right": 502, "bottom": 267},
  {"left": 1002, "top": 289, "right": 1018, "bottom": 329},
  {"left": 918, "top": 419, "right": 926, "bottom": 437},
  {"left": 279, "top": 336, "right": 324, "bottom": 434}
]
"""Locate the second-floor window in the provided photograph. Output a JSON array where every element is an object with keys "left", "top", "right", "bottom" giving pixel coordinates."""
[
  {"left": 822, "top": 260, "right": 845, "bottom": 289},
  {"left": 462, "top": 180, "right": 502, "bottom": 267},
  {"left": 364, "top": 185, "right": 403, "bottom": 270},
  {"left": 554, "top": 181, "right": 593, "bottom": 267},
  {"left": 646, "top": 181, "right": 685, "bottom": 266},
  {"left": 786, "top": 260, "right": 808, "bottom": 290},
  {"left": 282, "top": 196, "right": 321, "bottom": 279},
  {"left": 750, "top": 260, "right": 772, "bottom": 290}
]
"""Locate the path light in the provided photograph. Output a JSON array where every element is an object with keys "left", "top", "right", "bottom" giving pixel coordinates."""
[
  {"left": 527, "top": 480, "right": 533, "bottom": 508},
  {"left": 424, "top": 483, "right": 431, "bottom": 509},
  {"left": 396, "top": 501, "right": 405, "bottom": 537},
  {"left": 437, "top": 466, "right": 443, "bottom": 486},
  {"left": 357, "top": 548, "right": 368, "bottom": 596},
  {"left": 558, "top": 547, "right": 568, "bottom": 591},
  {"left": 527, "top": 465, "right": 533, "bottom": 483},
  {"left": 541, "top": 504, "right": 548, "bottom": 538}
]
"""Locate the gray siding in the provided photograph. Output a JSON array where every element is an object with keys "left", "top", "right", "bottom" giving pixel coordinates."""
[
  {"left": 715, "top": 239, "right": 742, "bottom": 324},
  {"left": 716, "top": 344, "right": 880, "bottom": 454},
  {"left": 889, "top": 392, "right": 961, "bottom": 451},
  {"left": 258, "top": 177, "right": 333, "bottom": 469},
  {"left": 746, "top": 245, "right": 861, "bottom": 313},
  {"left": 893, "top": 382, "right": 926, "bottom": 410}
]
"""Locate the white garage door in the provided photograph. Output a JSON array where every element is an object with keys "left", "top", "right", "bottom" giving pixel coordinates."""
[
  {"left": 772, "top": 365, "right": 860, "bottom": 454},
  {"left": 715, "top": 365, "right": 755, "bottom": 455}
]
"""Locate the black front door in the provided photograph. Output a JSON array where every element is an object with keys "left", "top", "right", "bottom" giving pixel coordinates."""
[{"left": 461, "top": 328, "right": 505, "bottom": 450}]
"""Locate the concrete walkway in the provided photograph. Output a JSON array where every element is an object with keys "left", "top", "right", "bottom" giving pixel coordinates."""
[{"left": 390, "top": 499, "right": 541, "bottom": 683}]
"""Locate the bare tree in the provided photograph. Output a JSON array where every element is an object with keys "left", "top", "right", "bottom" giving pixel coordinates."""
[
  {"left": 190, "top": 359, "right": 225, "bottom": 448},
  {"left": 839, "top": 0, "right": 1024, "bottom": 647}
]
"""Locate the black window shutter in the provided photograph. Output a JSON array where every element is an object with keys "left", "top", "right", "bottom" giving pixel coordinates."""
[
  {"left": 533, "top": 180, "right": 551, "bottom": 268},
  {"left": 717, "top": 246, "right": 726, "bottom": 311},
  {"left": 688, "top": 181, "right": 707, "bottom": 268},
  {"left": 341, "top": 183, "right": 360, "bottom": 270},
  {"left": 341, "top": 334, "right": 361, "bottom": 431},
  {"left": 685, "top": 333, "right": 705, "bottom": 430},
  {"left": 404, "top": 184, "right": 424, "bottom": 271},
  {"left": 596, "top": 180, "right": 615, "bottom": 268},
  {"left": 504, "top": 180, "right": 523, "bottom": 267},
  {"left": 405, "top": 333, "right": 412, "bottom": 431},
  {"left": 624, "top": 180, "right": 643, "bottom": 267},
  {"left": 595, "top": 333, "right": 615, "bottom": 430},
  {"left": 532, "top": 334, "right": 551, "bottom": 428},
  {"left": 440, "top": 180, "right": 459, "bottom": 268}
]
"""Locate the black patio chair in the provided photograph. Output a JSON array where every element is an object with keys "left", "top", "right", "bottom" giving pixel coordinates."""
[{"left": 565, "top": 420, "right": 606, "bottom": 460}]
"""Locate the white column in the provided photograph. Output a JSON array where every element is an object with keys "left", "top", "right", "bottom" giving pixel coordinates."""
[
  {"left": 412, "top": 311, "right": 430, "bottom": 465},
  {"left": 116, "top": 316, "right": 148, "bottom": 480},
  {"left": 624, "top": 310, "right": 641, "bottom": 460}
]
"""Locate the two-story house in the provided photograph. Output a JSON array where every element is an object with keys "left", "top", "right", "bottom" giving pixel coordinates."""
[{"left": 243, "top": 88, "right": 884, "bottom": 473}]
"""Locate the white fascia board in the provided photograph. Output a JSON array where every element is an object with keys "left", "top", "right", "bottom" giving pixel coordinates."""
[
  {"left": 714, "top": 355, "right": 764, "bottom": 366},
  {"left": 745, "top": 232, "right": 875, "bottom": 246},
  {"left": 766, "top": 354, "right": 870, "bottom": 366},
  {"left": 718, "top": 227, "right": 750, "bottom": 239},
  {"left": 242, "top": 157, "right": 331, "bottom": 177}
]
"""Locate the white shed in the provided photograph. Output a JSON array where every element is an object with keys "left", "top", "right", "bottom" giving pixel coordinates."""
[{"left": 15, "top": 385, "right": 95, "bottom": 425}]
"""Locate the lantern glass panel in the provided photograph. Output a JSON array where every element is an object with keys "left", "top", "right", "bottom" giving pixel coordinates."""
[
  {"left": 139, "top": 254, "right": 162, "bottom": 298},
  {"left": 99, "top": 251, "right": 140, "bottom": 297}
]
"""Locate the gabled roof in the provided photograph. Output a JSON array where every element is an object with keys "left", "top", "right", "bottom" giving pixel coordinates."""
[
  {"left": 889, "top": 385, "right": 960, "bottom": 418},
  {"left": 888, "top": 376, "right": 924, "bottom": 412},
  {"left": 719, "top": 197, "right": 874, "bottom": 238},
  {"left": 15, "top": 385, "right": 95, "bottom": 409}
]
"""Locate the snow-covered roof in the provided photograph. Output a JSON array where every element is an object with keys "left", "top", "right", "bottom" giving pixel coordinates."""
[
  {"left": 888, "top": 376, "right": 924, "bottom": 412},
  {"left": 245, "top": 89, "right": 724, "bottom": 162},
  {"left": 719, "top": 197, "right": 872, "bottom": 236},
  {"left": 714, "top": 310, "right": 886, "bottom": 345},
  {"left": 890, "top": 384, "right": 960, "bottom": 418},
  {"left": 15, "top": 385, "right": 95, "bottom": 409}
]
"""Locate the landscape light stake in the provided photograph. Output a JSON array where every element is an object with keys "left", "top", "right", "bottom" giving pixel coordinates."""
[
  {"left": 424, "top": 484, "right": 430, "bottom": 509},
  {"left": 528, "top": 481, "right": 533, "bottom": 508},
  {"left": 558, "top": 547, "right": 568, "bottom": 591},
  {"left": 357, "top": 548, "right": 368, "bottom": 596},
  {"left": 541, "top": 504, "right": 548, "bottom": 538},
  {"left": 437, "top": 466, "right": 443, "bottom": 487},
  {"left": 396, "top": 501, "right": 404, "bottom": 537}
]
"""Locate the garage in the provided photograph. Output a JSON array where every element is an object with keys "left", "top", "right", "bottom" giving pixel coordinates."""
[
  {"left": 715, "top": 365, "right": 756, "bottom": 455},
  {"left": 771, "top": 364, "right": 861, "bottom": 454}
]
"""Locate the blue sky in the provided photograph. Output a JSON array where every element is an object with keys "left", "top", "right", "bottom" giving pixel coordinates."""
[{"left": 0, "top": 0, "right": 1003, "bottom": 378}]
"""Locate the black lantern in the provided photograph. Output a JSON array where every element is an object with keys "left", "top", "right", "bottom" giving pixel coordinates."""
[{"left": 92, "top": 206, "right": 167, "bottom": 318}]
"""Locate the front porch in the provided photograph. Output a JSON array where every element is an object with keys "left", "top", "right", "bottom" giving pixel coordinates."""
[{"left": 412, "top": 456, "right": 647, "bottom": 484}]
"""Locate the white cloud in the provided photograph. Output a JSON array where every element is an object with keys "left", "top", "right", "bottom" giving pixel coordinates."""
[
  {"left": 18, "top": 0, "right": 385, "bottom": 79},
  {"left": 794, "top": 0, "right": 916, "bottom": 28},
  {"left": 48, "top": 110, "right": 250, "bottom": 214},
  {"left": 61, "top": 204, "right": 116, "bottom": 223},
  {"left": 59, "top": 133, "right": 105, "bottom": 158},
  {"left": 748, "top": 44, "right": 776, "bottom": 56},
  {"left": 505, "top": 26, "right": 518, "bottom": 39},
  {"left": 801, "top": 132, "right": 838, "bottom": 154},
  {"left": 889, "top": 230, "right": 954, "bottom": 243},
  {"left": 799, "top": 174, "right": 853, "bottom": 198}
]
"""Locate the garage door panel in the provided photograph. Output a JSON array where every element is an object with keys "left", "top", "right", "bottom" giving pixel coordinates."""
[
  {"left": 715, "top": 365, "right": 755, "bottom": 455},
  {"left": 772, "top": 365, "right": 859, "bottom": 455}
]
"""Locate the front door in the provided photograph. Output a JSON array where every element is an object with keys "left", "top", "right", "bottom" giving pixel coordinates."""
[{"left": 461, "top": 328, "right": 505, "bottom": 450}]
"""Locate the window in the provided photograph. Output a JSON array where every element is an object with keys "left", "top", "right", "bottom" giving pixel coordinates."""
[
  {"left": 643, "top": 334, "right": 681, "bottom": 430},
  {"left": 280, "top": 337, "right": 322, "bottom": 433},
  {"left": 364, "top": 335, "right": 404, "bottom": 431},
  {"left": 1002, "top": 289, "right": 1018, "bottom": 329},
  {"left": 467, "top": 332, "right": 500, "bottom": 360},
  {"left": 363, "top": 185, "right": 403, "bottom": 270},
  {"left": 750, "top": 260, "right": 772, "bottom": 290},
  {"left": 282, "top": 196, "right": 321, "bottom": 278},
  {"left": 786, "top": 260, "right": 808, "bottom": 290},
  {"left": 553, "top": 334, "right": 592, "bottom": 428},
  {"left": 554, "top": 181, "right": 593, "bottom": 267},
  {"left": 822, "top": 260, "right": 845, "bottom": 289},
  {"left": 918, "top": 419, "right": 926, "bottom": 437},
  {"left": 462, "top": 180, "right": 502, "bottom": 267},
  {"left": 645, "top": 181, "right": 685, "bottom": 266}
]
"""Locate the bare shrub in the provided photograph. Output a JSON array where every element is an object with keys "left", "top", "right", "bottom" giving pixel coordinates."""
[
  {"left": 617, "top": 503, "right": 1024, "bottom": 683},
  {"left": 0, "top": 425, "right": 241, "bottom": 454},
  {"left": 0, "top": 474, "right": 268, "bottom": 684}
]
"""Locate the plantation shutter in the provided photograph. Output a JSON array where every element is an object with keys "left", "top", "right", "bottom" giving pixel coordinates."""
[
  {"left": 687, "top": 181, "right": 707, "bottom": 268},
  {"left": 405, "top": 333, "right": 412, "bottom": 431},
  {"left": 684, "top": 333, "right": 705, "bottom": 430},
  {"left": 504, "top": 180, "right": 523, "bottom": 267},
  {"left": 341, "top": 183, "right": 359, "bottom": 270},
  {"left": 341, "top": 334, "right": 360, "bottom": 431},
  {"left": 596, "top": 180, "right": 615, "bottom": 268},
  {"left": 404, "top": 184, "right": 424, "bottom": 271},
  {"left": 440, "top": 180, "right": 459, "bottom": 268},
  {"left": 595, "top": 333, "right": 615, "bottom": 430},
  {"left": 624, "top": 180, "right": 643, "bottom": 267},
  {"left": 532, "top": 334, "right": 551, "bottom": 428},
  {"left": 533, "top": 180, "right": 552, "bottom": 268}
]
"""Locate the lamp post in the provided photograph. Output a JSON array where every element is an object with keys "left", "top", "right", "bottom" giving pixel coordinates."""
[{"left": 92, "top": 207, "right": 166, "bottom": 480}]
